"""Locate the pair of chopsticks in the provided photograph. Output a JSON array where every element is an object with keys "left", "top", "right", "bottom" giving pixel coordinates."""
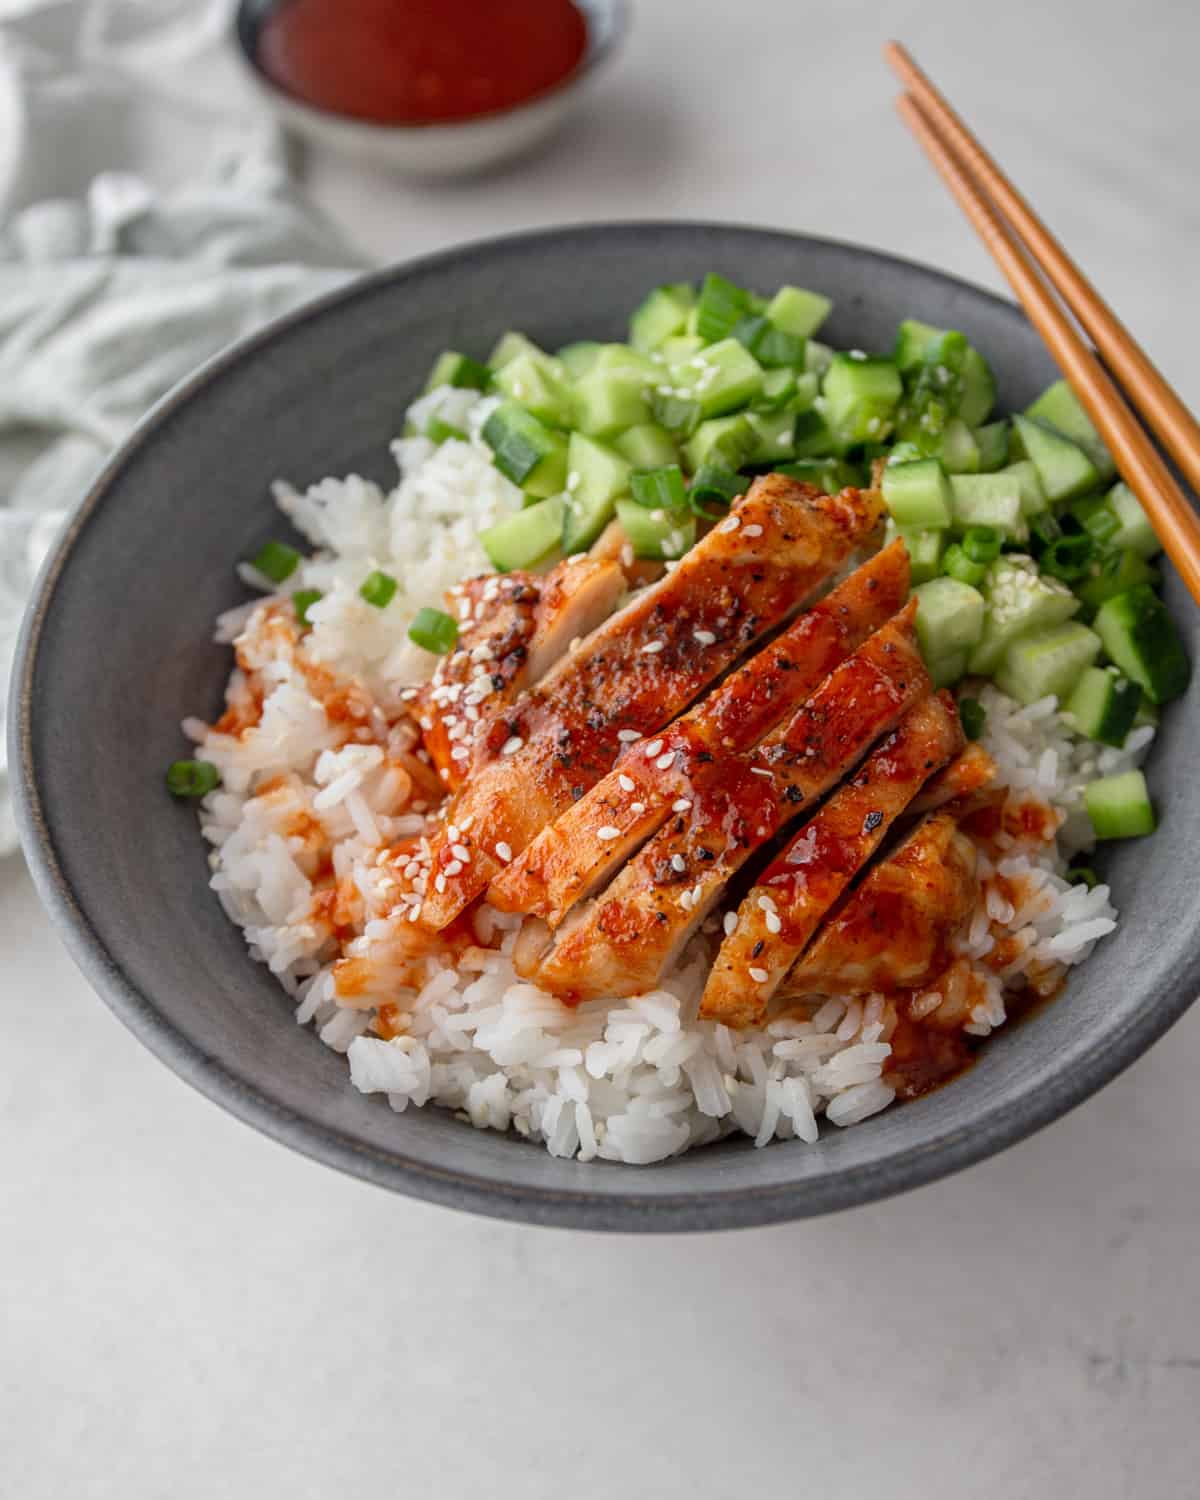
[{"left": 885, "top": 41, "right": 1200, "bottom": 608}]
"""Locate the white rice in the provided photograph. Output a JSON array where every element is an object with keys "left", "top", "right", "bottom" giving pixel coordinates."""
[{"left": 185, "top": 386, "right": 1145, "bottom": 1165}]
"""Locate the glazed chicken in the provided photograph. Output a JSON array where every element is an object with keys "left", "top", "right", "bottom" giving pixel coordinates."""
[
  {"left": 416, "top": 475, "right": 885, "bottom": 931},
  {"left": 491, "top": 539, "right": 911, "bottom": 925},
  {"left": 700, "top": 692, "right": 964, "bottom": 1027},
  {"left": 517, "top": 600, "right": 929, "bottom": 1002},
  {"left": 780, "top": 806, "right": 982, "bottom": 999}
]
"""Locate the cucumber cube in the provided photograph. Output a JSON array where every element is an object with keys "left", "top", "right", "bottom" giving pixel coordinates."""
[
  {"left": 489, "top": 331, "right": 554, "bottom": 370},
  {"left": 556, "top": 340, "right": 603, "bottom": 379},
  {"left": 1064, "top": 666, "right": 1142, "bottom": 747},
  {"left": 822, "top": 353, "right": 903, "bottom": 444},
  {"left": 672, "top": 338, "right": 764, "bottom": 418},
  {"left": 683, "top": 414, "right": 757, "bottom": 473},
  {"left": 938, "top": 417, "right": 981, "bottom": 474},
  {"left": 493, "top": 350, "right": 573, "bottom": 426},
  {"left": 968, "top": 556, "right": 1079, "bottom": 675},
  {"left": 913, "top": 576, "right": 986, "bottom": 660},
  {"left": 891, "top": 319, "right": 995, "bottom": 424},
  {"left": 950, "top": 473, "right": 1027, "bottom": 539},
  {"left": 1105, "top": 481, "right": 1161, "bottom": 558},
  {"left": 994, "top": 621, "right": 1102, "bottom": 705},
  {"left": 973, "top": 420, "right": 1010, "bottom": 472},
  {"left": 884, "top": 523, "right": 945, "bottom": 585},
  {"left": 615, "top": 497, "right": 695, "bottom": 561},
  {"left": 423, "top": 350, "right": 490, "bottom": 393},
  {"left": 747, "top": 409, "right": 796, "bottom": 463},
  {"left": 791, "top": 407, "right": 838, "bottom": 458},
  {"left": 659, "top": 335, "right": 706, "bottom": 366},
  {"left": 573, "top": 366, "right": 652, "bottom": 438},
  {"left": 1074, "top": 547, "right": 1158, "bottom": 613},
  {"left": 1001, "top": 459, "right": 1048, "bottom": 516},
  {"left": 1025, "top": 379, "right": 1116, "bottom": 482},
  {"left": 562, "top": 433, "right": 632, "bottom": 553},
  {"left": 1012, "top": 415, "right": 1100, "bottom": 503},
  {"left": 480, "top": 495, "right": 565, "bottom": 572},
  {"left": 928, "top": 649, "right": 968, "bottom": 689},
  {"left": 629, "top": 283, "right": 696, "bottom": 352},
  {"left": 482, "top": 402, "right": 567, "bottom": 492},
  {"left": 882, "top": 458, "right": 954, "bottom": 529},
  {"left": 765, "top": 285, "right": 833, "bottom": 337},
  {"left": 1093, "top": 584, "right": 1190, "bottom": 704},
  {"left": 1085, "top": 770, "right": 1155, "bottom": 840},
  {"left": 615, "top": 423, "right": 679, "bottom": 470}
]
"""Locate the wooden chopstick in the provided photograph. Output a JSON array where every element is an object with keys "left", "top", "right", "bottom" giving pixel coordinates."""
[
  {"left": 889, "top": 88, "right": 1200, "bottom": 608},
  {"left": 885, "top": 41, "right": 1200, "bottom": 499}
]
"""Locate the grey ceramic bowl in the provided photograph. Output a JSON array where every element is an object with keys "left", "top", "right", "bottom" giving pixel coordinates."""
[{"left": 12, "top": 223, "right": 1200, "bottom": 1231}]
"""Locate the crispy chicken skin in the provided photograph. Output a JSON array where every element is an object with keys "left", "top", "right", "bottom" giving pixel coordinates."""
[
  {"left": 700, "top": 692, "right": 964, "bottom": 1027},
  {"left": 415, "top": 556, "right": 624, "bottom": 791},
  {"left": 781, "top": 807, "right": 980, "bottom": 998},
  {"left": 417, "top": 477, "right": 885, "bottom": 931},
  {"left": 490, "top": 540, "right": 911, "bottom": 925},
  {"left": 522, "top": 600, "right": 928, "bottom": 1003}
]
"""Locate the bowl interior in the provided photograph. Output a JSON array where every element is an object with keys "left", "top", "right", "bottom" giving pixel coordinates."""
[{"left": 14, "top": 223, "right": 1200, "bottom": 1230}]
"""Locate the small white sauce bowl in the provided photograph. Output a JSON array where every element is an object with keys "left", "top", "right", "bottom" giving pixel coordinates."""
[{"left": 233, "top": 0, "right": 629, "bottom": 178}]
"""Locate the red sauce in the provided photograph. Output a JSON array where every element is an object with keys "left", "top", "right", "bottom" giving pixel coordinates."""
[{"left": 257, "top": 0, "right": 589, "bottom": 125}]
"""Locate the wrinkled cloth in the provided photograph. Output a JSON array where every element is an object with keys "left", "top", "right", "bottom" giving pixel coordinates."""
[{"left": 0, "top": 0, "right": 366, "bottom": 853}]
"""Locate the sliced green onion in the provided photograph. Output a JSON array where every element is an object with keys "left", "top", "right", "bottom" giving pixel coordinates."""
[
  {"left": 359, "top": 570, "right": 398, "bottom": 609},
  {"left": 695, "top": 272, "right": 752, "bottom": 342},
  {"left": 958, "top": 698, "right": 987, "bottom": 741},
  {"left": 427, "top": 416, "right": 467, "bottom": 444},
  {"left": 166, "top": 759, "right": 220, "bottom": 798},
  {"left": 732, "top": 314, "right": 806, "bottom": 370},
  {"left": 943, "top": 542, "right": 988, "bottom": 588},
  {"left": 251, "top": 540, "right": 300, "bottom": 584},
  {"left": 630, "top": 465, "right": 687, "bottom": 511},
  {"left": 1041, "top": 534, "right": 1095, "bottom": 582},
  {"left": 1028, "top": 510, "right": 1063, "bottom": 553},
  {"left": 961, "top": 526, "right": 1002, "bottom": 564},
  {"left": 650, "top": 391, "right": 702, "bottom": 437},
  {"left": 1067, "top": 865, "right": 1099, "bottom": 889},
  {"left": 408, "top": 606, "right": 459, "bottom": 654},
  {"left": 689, "top": 463, "right": 743, "bottom": 518},
  {"left": 292, "top": 589, "right": 323, "bottom": 626}
]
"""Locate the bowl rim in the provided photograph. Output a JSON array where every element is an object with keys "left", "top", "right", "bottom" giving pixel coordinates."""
[
  {"left": 12, "top": 220, "right": 1200, "bottom": 1232},
  {"left": 232, "top": 0, "right": 629, "bottom": 135}
]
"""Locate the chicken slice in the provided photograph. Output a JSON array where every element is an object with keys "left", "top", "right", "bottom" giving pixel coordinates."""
[
  {"left": 905, "top": 742, "right": 996, "bottom": 819},
  {"left": 414, "top": 556, "right": 625, "bottom": 791},
  {"left": 522, "top": 599, "right": 927, "bottom": 1003},
  {"left": 781, "top": 805, "right": 979, "bottom": 999},
  {"left": 490, "top": 540, "right": 911, "bottom": 925},
  {"left": 417, "top": 476, "right": 885, "bottom": 931}
]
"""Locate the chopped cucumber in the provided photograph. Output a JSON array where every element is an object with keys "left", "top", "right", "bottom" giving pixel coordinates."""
[
  {"left": 1085, "top": 770, "right": 1155, "bottom": 840},
  {"left": 573, "top": 366, "right": 652, "bottom": 438},
  {"left": 493, "top": 349, "right": 573, "bottom": 426},
  {"left": 1025, "top": 379, "right": 1116, "bottom": 482},
  {"left": 489, "top": 331, "right": 554, "bottom": 370},
  {"left": 914, "top": 577, "right": 986, "bottom": 660},
  {"left": 480, "top": 495, "right": 565, "bottom": 572},
  {"left": 791, "top": 407, "right": 838, "bottom": 458},
  {"left": 884, "top": 521, "right": 945, "bottom": 584},
  {"left": 659, "top": 334, "right": 706, "bottom": 366},
  {"left": 892, "top": 318, "right": 995, "bottom": 425},
  {"left": 973, "top": 420, "right": 1010, "bottom": 471},
  {"left": 882, "top": 458, "right": 954, "bottom": 529},
  {"left": 968, "top": 556, "right": 1079, "bottom": 675},
  {"left": 683, "top": 414, "right": 757, "bottom": 473},
  {"left": 615, "top": 423, "right": 679, "bottom": 470},
  {"left": 822, "top": 354, "right": 903, "bottom": 444},
  {"left": 927, "top": 649, "right": 968, "bottom": 689},
  {"left": 591, "top": 344, "right": 660, "bottom": 381},
  {"left": 733, "top": 315, "right": 806, "bottom": 370},
  {"left": 765, "top": 285, "right": 833, "bottom": 337},
  {"left": 1105, "top": 481, "right": 1161, "bottom": 559},
  {"left": 779, "top": 458, "right": 863, "bottom": 494},
  {"left": 483, "top": 402, "right": 568, "bottom": 494},
  {"left": 424, "top": 350, "right": 490, "bottom": 393},
  {"left": 615, "top": 497, "right": 695, "bottom": 561},
  {"left": 804, "top": 340, "right": 834, "bottom": 377},
  {"left": 942, "top": 542, "right": 988, "bottom": 588},
  {"left": 695, "top": 273, "right": 752, "bottom": 343},
  {"left": 1074, "top": 547, "right": 1158, "bottom": 613},
  {"left": 1011, "top": 415, "right": 1099, "bottom": 503},
  {"left": 629, "top": 464, "right": 687, "bottom": 512},
  {"left": 753, "top": 367, "right": 799, "bottom": 412},
  {"left": 938, "top": 417, "right": 981, "bottom": 474},
  {"left": 556, "top": 341, "right": 603, "bottom": 379},
  {"left": 1001, "top": 459, "right": 1048, "bottom": 516},
  {"left": 1064, "top": 666, "right": 1142, "bottom": 747},
  {"left": 629, "top": 283, "right": 696, "bottom": 352},
  {"left": 994, "top": 621, "right": 1102, "bottom": 705},
  {"left": 747, "top": 409, "right": 796, "bottom": 463},
  {"left": 949, "top": 474, "right": 1027, "bottom": 540},
  {"left": 651, "top": 391, "right": 702, "bottom": 437},
  {"left": 1093, "top": 584, "right": 1190, "bottom": 704},
  {"left": 672, "top": 338, "right": 764, "bottom": 417},
  {"left": 562, "top": 434, "right": 632, "bottom": 553}
]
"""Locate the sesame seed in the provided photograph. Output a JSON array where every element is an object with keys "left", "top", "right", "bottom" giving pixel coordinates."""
[
  {"left": 645, "top": 739, "right": 664, "bottom": 758},
  {"left": 566, "top": 470, "right": 581, "bottom": 491},
  {"left": 671, "top": 854, "right": 686, "bottom": 873},
  {"left": 435, "top": 873, "right": 447, "bottom": 894},
  {"left": 445, "top": 860, "right": 463, "bottom": 877},
  {"left": 620, "top": 543, "right": 635, "bottom": 568},
  {"left": 718, "top": 515, "right": 740, "bottom": 533},
  {"left": 742, "top": 523, "right": 764, "bottom": 538},
  {"left": 569, "top": 636, "right": 582, "bottom": 653},
  {"left": 691, "top": 883, "right": 702, "bottom": 905},
  {"left": 408, "top": 904, "right": 422, "bottom": 923},
  {"left": 630, "top": 802, "right": 646, "bottom": 814},
  {"left": 749, "top": 766, "right": 773, "bottom": 778},
  {"left": 655, "top": 752, "right": 675, "bottom": 770},
  {"left": 680, "top": 889, "right": 694, "bottom": 911},
  {"left": 693, "top": 629, "right": 716, "bottom": 646},
  {"left": 749, "top": 966, "right": 769, "bottom": 983},
  {"left": 618, "top": 729, "right": 641, "bottom": 743},
  {"left": 757, "top": 894, "right": 777, "bottom": 912},
  {"left": 765, "top": 912, "right": 782, "bottom": 934},
  {"left": 495, "top": 841, "right": 513, "bottom": 863},
  {"left": 400, "top": 688, "right": 419, "bottom": 701},
  {"left": 723, "top": 912, "right": 738, "bottom": 936},
  {"left": 450, "top": 843, "right": 470, "bottom": 862},
  {"left": 598, "top": 826, "right": 621, "bottom": 841},
  {"left": 567, "top": 552, "right": 586, "bottom": 563},
  {"left": 447, "top": 824, "right": 460, "bottom": 840},
  {"left": 672, "top": 798, "right": 692, "bottom": 812},
  {"left": 450, "top": 746, "right": 470, "bottom": 762},
  {"left": 501, "top": 736, "right": 523, "bottom": 755},
  {"left": 641, "top": 640, "right": 665, "bottom": 655},
  {"left": 618, "top": 774, "right": 636, "bottom": 792}
]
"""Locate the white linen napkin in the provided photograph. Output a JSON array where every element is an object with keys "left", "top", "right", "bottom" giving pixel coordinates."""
[{"left": 0, "top": 0, "right": 366, "bottom": 854}]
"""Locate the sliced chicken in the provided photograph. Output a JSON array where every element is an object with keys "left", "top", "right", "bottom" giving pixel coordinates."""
[
  {"left": 490, "top": 540, "right": 911, "bottom": 925},
  {"left": 417, "top": 476, "right": 885, "bottom": 931},
  {"left": 701, "top": 692, "right": 963, "bottom": 1027},
  {"left": 781, "top": 806, "right": 980, "bottom": 999},
  {"left": 414, "top": 556, "right": 625, "bottom": 791},
  {"left": 521, "top": 599, "right": 927, "bottom": 1003},
  {"left": 905, "top": 742, "right": 996, "bottom": 819}
]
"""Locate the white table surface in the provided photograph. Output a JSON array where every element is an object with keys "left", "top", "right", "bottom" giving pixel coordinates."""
[{"left": 6, "top": 2, "right": 1200, "bottom": 1495}]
